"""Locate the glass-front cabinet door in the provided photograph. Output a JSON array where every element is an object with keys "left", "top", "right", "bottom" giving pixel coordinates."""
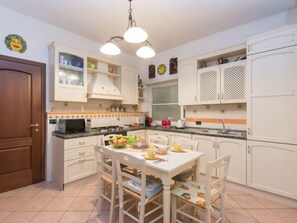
[
  {"left": 49, "top": 42, "right": 87, "bottom": 102},
  {"left": 58, "top": 52, "right": 84, "bottom": 87}
]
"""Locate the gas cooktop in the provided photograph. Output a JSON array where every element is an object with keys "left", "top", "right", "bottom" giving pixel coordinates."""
[{"left": 90, "top": 125, "right": 126, "bottom": 134}]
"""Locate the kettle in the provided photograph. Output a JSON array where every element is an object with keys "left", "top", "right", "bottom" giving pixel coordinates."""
[{"left": 176, "top": 119, "right": 185, "bottom": 129}]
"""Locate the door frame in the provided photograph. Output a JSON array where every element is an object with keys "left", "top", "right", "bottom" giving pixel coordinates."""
[{"left": 0, "top": 54, "right": 46, "bottom": 181}]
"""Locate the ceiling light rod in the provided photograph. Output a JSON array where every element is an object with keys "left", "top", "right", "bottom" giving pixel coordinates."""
[
  {"left": 99, "top": 0, "right": 155, "bottom": 58},
  {"left": 123, "top": 0, "right": 148, "bottom": 43}
]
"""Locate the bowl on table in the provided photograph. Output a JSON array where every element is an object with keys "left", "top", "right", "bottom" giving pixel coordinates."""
[
  {"left": 152, "top": 144, "right": 169, "bottom": 155},
  {"left": 109, "top": 138, "right": 128, "bottom": 149}
]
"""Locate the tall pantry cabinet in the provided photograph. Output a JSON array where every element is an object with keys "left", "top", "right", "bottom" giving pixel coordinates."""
[{"left": 246, "top": 25, "right": 297, "bottom": 199}]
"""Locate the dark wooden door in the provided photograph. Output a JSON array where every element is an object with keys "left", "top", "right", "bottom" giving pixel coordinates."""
[{"left": 0, "top": 55, "right": 45, "bottom": 193}]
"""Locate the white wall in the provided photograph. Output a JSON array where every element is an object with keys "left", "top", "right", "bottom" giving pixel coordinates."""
[
  {"left": 139, "top": 7, "right": 297, "bottom": 83},
  {"left": 0, "top": 5, "right": 140, "bottom": 112},
  {"left": 138, "top": 7, "right": 297, "bottom": 130}
]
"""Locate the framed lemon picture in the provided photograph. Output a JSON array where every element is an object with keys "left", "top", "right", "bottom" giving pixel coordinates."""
[{"left": 157, "top": 64, "right": 166, "bottom": 75}]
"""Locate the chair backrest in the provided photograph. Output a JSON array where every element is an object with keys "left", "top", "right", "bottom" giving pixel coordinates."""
[
  {"left": 94, "top": 145, "right": 116, "bottom": 182},
  {"left": 172, "top": 137, "right": 199, "bottom": 151},
  {"left": 102, "top": 134, "right": 118, "bottom": 146},
  {"left": 204, "top": 155, "right": 230, "bottom": 207},
  {"left": 148, "top": 134, "right": 169, "bottom": 145},
  {"left": 115, "top": 152, "right": 147, "bottom": 203}
]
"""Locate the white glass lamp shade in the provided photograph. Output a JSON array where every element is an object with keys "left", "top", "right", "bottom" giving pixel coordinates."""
[
  {"left": 100, "top": 42, "right": 121, "bottom": 55},
  {"left": 136, "top": 45, "right": 155, "bottom": 58},
  {"left": 124, "top": 27, "right": 148, "bottom": 43}
]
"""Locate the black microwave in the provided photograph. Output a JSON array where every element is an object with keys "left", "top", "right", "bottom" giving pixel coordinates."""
[{"left": 58, "top": 119, "right": 85, "bottom": 134}]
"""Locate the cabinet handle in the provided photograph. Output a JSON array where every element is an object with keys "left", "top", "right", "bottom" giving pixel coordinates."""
[
  {"left": 79, "top": 141, "right": 86, "bottom": 145},
  {"left": 213, "top": 142, "right": 216, "bottom": 148},
  {"left": 247, "top": 128, "right": 251, "bottom": 135},
  {"left": 79, "top": 159, "right": 85, "bottom": 162},
  {"left": 217, "top": 94, "right": 220, "bottom": 100},
  {"left": 216, "top": 142, "right": 220, "bottom": 149},
  {"left": 247, "top": 146, "right": 251, "bottom": 154},
  {"left": 79, "top": 152, "right": 86, "bottom": 156},
  {"left": 194, "top": 96, "right": 197, "bottom": 101}
]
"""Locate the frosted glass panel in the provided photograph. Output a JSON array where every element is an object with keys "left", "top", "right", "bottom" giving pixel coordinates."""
[
  {"left": 153, "top": 86, "right": 178, "bottom": 103},
  {"left": 152, "top": 105, "right": 180, "bottom": 121}
]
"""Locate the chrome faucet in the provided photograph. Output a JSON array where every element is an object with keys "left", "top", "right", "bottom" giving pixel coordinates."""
[{"left": 217, "top": 119, "right": 228, "bottom": 134}]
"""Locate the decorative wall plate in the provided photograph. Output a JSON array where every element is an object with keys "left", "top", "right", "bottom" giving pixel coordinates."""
[
  {"left": 5, "top": 34, "right": 27, "bottom": 53},
  {"left": 157, "top": 64, "right": 166, "bottom": 75}
]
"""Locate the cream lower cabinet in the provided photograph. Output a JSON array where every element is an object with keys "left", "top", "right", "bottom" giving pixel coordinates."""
[
  {"left": 127, "top": 130, "right": 146, "bottom": 139},
  {"left": 217, "top": 137, "right": 247, "bottom": 185},
  {"left": 192, "top": 135, "right": 246, "bottom": 185},
  {"left": 146, "top": 130, "right": 191, "bottom": 146},
  {"left": 247, "top": 140, "right": 297, "bottom": 199},
  {"left": 52, "top": 136, "right": 97, "bottom": 189}
]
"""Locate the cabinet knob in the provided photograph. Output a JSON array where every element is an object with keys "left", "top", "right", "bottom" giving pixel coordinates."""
[
  {"left": 79, "top": 141, "right": 86, "bottom": 145},
  {"left": 247, "top": 128, "right": 251, "bottom": 135},
  {"left": 79, "top": 152, "right": 86, "bottom": 155}
]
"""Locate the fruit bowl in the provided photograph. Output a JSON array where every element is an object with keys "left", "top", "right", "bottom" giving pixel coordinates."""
[
  {"left": 109, "top": 137, "right": 128, "bottom": 149},
  {"left": 109, "top": 140, "right": 127, "bottom": 148}
]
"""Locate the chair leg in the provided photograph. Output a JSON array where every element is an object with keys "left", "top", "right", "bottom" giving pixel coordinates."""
[
  {"left": 205, "top": 207, "right": 211, "bottom": 223},
  {"left": 138, "top": 202, "right": 145, "bottom": 223},
  {"left": 171, "top": 195, "right": 177, "bottom": 223},
  {"left": 97, "top": 178, "right": 103, "bottom": 215},
  {"left": 109, "top": 184, "right": 116, "bottom": 223},
  {"left": 220, "top": 194, "right": 226, "bottom": 223},
  {"left": 119, "top": 206, "right": 124, "bottom": 223}
]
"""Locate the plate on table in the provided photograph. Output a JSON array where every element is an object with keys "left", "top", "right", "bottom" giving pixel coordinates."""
[
  {"left": 171, "top": 148, "right": 186, "bottom": 153},
  {"left": 143, "top": 154, "right": 160, "bottom": 160}
]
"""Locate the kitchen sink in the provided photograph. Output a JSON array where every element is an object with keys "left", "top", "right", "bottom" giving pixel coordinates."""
[{"left": 200, "top": 129, "right": 222, "bottom": 134}]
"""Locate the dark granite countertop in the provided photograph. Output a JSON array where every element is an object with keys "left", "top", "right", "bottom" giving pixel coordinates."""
[{"left": 52, "top": 125, "right": 246, "bottom": 140}]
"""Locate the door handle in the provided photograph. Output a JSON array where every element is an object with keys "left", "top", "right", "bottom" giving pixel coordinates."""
[{"left": 30, "top": 123, "right": 39, "bottom": 127}]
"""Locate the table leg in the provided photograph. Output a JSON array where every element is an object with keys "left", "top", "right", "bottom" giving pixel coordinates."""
[
  {"left": 194, "top": 158, "right": 201, "bottom": 182},
  {"left": 162, "top": 180, "right": 171, "bottom": 223}
]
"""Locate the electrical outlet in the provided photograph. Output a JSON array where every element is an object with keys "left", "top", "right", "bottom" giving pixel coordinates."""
[{"left": 195, "top": 121, "right": 202, "bottom": 125}]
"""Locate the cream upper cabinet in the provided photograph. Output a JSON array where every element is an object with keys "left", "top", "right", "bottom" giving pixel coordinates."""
[
  {"left": 247, "top": 25, "right": 297, "bottom": 55},
  {"left": 247, "top": 45, "right": 297, "bottom": 144},
  {"left": 197, "top": 65, "right": 221, "bottom": 104},
  {"left": 197, "top": 60, "right": 246, "bottom": 104},
  {"left": 220, "top": 60, "right": 246, "bottom": 103},
  {"left": 178, "top": 59, "right": 198, "bottom": 105},
  {"left": 121, "top": 66, "right": 138, "bottom": 105},
  {"left": 48, "top": 42, "right": 88, "bottom": 102},
  {"left": 87, "top": 56, "right": 124, "bottom": 101},
  {"left": 247, "top": 140, "right": 297, "bottom": 199}
]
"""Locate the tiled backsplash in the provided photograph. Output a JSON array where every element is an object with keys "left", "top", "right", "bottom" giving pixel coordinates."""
[{"left": 184, "top": 103, "right": 246, "bottom": 130}]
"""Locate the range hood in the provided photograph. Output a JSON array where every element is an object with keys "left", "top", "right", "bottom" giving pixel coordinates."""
[{"left": 87, "top": 73, "right": 124, "bottom": 100}]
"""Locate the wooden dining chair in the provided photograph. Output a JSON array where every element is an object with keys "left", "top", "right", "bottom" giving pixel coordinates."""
[
  {"left": 94, "top": 146, "right": 118, "bottom": 223},
  {"left": 102, "top": 134, "right": 118, "bottom": 146},
  {"left": 171, "top": 155, "right": 231, "bottom": 223},
  {"left": 115, "top": 152, "right": 164, "bottom": 223},
  {"left": 148, "top": 134, "right": 169, "bottom": 145},
  {"left": 171, "top": 137, "right": 199, "bottom": 182}
]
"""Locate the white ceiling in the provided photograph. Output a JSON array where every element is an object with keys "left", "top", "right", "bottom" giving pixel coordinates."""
[{"left": 0, "top": 0, "right": 296, "bottom": 56}]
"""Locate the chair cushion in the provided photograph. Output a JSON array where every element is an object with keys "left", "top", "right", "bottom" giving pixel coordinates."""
[
  {"left": 171, "top": 168, "right": 194, "bottom": 181},
  {"left": 126, "top": 176, "right": 163, "bottom": 199},
  {"left": 171, "top": 181, "right": 217, "bottom": 208}
]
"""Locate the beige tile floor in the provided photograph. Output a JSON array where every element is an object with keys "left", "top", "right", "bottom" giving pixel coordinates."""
[{"left": 0, "top": 175, "right": 297, "bottom": 223}]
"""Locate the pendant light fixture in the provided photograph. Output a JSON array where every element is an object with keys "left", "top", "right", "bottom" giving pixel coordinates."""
[{"left": 100, "top": 0, "right": 155, "bottom": 58}]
